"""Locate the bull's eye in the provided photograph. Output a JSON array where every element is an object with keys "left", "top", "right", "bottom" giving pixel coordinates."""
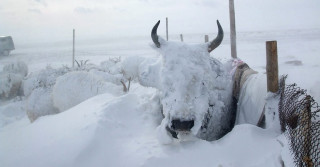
[{"left": 171, "top": 119, "right": 194, "bottom": 131}]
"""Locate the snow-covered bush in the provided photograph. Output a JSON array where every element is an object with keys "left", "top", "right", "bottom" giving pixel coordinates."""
[
  {"left": 120, "top": 56, "right": 146, "bottom": 81},
  {"left": 52, "top": 71, "right": 120, "bottom": 112},
  {"left": 100, "top": 57, "right": 122, "bottom": 75},
  {"left": 23, "top": 66, "right": 70, "bottom": 96},
  {"left": 0, "top": 61, "right": 28, "bottom": 99},
  {"left": 3, "top": 60, "right": 28, "bottom": 77},
  {"left": 21, "top": 65, "right": 72, "bottom": 122},
  {"left": 90, "top": 70, "right": 123, "bottom": 85},
  {"left": 26, "top": 87, "right": 59, "bottom": 122},
  {"left": 21, "top": 57, "right": 145, "bottom": 122},
  {"left": 99, "top": 56, "right": 149, "bottom": 92},
  {"left": 0, "top": 73, "right": 24, "bottom": 99}
]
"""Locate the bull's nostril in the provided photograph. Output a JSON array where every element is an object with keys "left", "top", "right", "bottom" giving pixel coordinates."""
[{"left": 171, "top": 119, "right": 194, "bottom": 131}]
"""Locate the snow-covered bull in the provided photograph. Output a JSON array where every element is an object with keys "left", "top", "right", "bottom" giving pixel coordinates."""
[{"left": 139, "top": 20, "right": 236, "bottom": 141}]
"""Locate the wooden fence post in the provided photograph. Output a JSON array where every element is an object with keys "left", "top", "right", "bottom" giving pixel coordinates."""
[
  {"left": 257, "top": 41, "right": 279, "bottom": 128},
  {"left": 166, "top": 17, "right": 169, "bottom": 41},
  {"left": 229, "top": 0, "right": 237, "bottom": 58},
  {"left": 205, "top": 35, "right": 209, "bottom": 43},
  {"left": 180, "top": 34, "right": 183, "bottom": 42},
  {"left": 266, "top": 41, "right": 279, "bottom": 93},
  {"left": 302, "top": 95, "right": 313, "bottom": 167},
  {"left": 72, "top": 29, "right": 75, "bottom": 68}
]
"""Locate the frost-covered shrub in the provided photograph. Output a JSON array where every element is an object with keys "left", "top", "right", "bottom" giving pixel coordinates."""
[
  {"left": 52, "top": 71, "right": 118, "bottom": 111},
  {"left": 100, "top": 57, "right": 122, "bottom": 75},
  {"left": 23, "top": 66, "right": 70, "bottom": 122},
  {"left": 3, "top": 61, "right": 28, "bottom": 77},
  {"left": 26, "top": 87, "right": 59, "bottom": 122},
  {"left": 23, "top": 63, "right": 125, "bottom": 121},
  {"left": 0, "top": 61, "right": 28, "bottom": 99},
  {"left": 90, "top": 69, "right": 124, "bottom": 85},
  {"left": 120, "top": 56, "right": 146, "bottom": 81},
  {"left": 0, "top": 73, "right": 24, "bottom": 99},
  {"left": 23, "top": 66, "right": 70, "bottom": 96},
  {"left": 99, "top": 56, "right": 149, "bottom": 93},
  {"left": 73, "top": 60, "right": 100, "bottom": 72}
]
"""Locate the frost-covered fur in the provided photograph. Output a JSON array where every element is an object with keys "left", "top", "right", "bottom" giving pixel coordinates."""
[{"left": 140, "top": 38, "right": 234, "bottom": 141}]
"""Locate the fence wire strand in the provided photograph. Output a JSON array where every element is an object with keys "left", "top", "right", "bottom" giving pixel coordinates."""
[{"left": 278, "top": 75, "right": 320, "bottom": 167}]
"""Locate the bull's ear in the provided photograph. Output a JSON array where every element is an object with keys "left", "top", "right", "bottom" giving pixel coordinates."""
[
  {"left": 151, "top": 20, "right": 161, "bottom": 48},
  {"left": 208, "top": 20, "right": 224, "bottom": 52}
]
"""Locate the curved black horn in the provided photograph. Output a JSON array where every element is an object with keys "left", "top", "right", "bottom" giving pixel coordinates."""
[
  {"left": 151, "top": 20, "right": 161, "bottom": 48},
  {"left": 208, "top": 20, "right": 224, "bottom": 52}
]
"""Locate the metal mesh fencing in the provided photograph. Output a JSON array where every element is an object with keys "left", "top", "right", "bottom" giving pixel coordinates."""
[{"left": 278, "top": 76, "right": 320, "bottom": 167}]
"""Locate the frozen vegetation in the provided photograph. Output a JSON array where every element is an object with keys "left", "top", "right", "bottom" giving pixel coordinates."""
[{"left": 1, "top": 29, "right": 319, "bottom": 167}]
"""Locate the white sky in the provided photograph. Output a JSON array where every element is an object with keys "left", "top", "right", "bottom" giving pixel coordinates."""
[{"left": 1, "top": 0, "right": 320, "bottom": 43}]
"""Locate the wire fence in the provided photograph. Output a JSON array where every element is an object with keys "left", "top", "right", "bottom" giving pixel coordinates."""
[{"left": 278, "top": 75, "right": 320, "bottom": 167}]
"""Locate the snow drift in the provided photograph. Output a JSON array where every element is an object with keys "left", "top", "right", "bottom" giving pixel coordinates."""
[{"left": 0, "top": 89, "right": 287, "bottom": 167}]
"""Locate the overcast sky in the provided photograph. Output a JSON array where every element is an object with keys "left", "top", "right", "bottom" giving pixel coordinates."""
[{"left": 1, "top": 0, "right": 320, "bottom": 43}]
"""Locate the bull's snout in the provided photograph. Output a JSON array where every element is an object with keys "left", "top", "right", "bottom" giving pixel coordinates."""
[{"left": 171, "top": 119, "right": 194, "bottom": 131}]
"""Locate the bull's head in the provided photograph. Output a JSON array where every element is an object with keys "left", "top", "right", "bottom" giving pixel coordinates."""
[{"left": 148, "top": 20, "right": 232, "bottom": 141}]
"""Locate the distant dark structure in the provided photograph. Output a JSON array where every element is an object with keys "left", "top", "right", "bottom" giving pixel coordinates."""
[{"left": 0, "top": 36, "right": 15, "bottom": 56}]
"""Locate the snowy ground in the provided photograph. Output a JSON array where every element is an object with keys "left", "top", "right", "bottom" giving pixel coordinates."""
[{"left": 1, "top": 29, "right": 319, "bottom": 167}]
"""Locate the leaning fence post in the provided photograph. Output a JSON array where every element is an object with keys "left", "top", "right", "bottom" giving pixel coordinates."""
[
  {"left": 166, "top": 17, "right": 169, "bottom": 41},
  {"left": 266, "top": 41, "right": 279, "bottom": 93},
  {"left": 72, "top": 29, "right": 75, "bottom": 68},
  {"left": 302, "top": 95, "right": 313, "bottom": 167},
  {"left": 229, "top": 0, "right": 237, "bottom": 58},
  {"left": 205, "top": 35, "right": 209, "bottom": 43},
  {"left": 180, "top": 34, "right": 184, "bottom": 42}
]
